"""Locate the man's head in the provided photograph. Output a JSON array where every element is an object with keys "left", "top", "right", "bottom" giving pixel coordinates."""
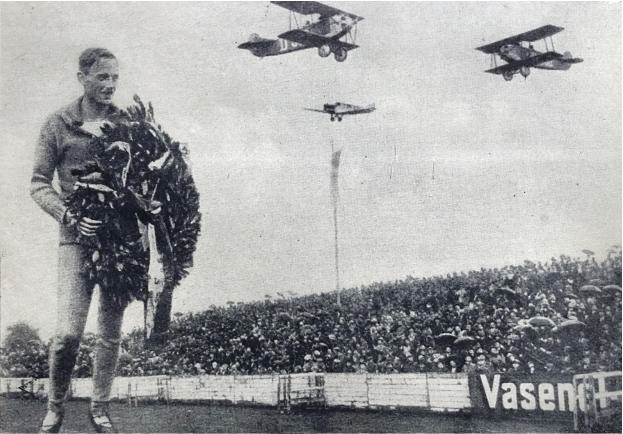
[{"left": 77, "top": 48, "right": 118, "bottom": 105}]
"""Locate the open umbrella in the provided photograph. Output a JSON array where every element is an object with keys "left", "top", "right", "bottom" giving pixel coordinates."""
[
  {"left": 278, "top": 312, "right": 292, "bottom": 321},
  {"left": 453, "top": 336, "right": 476, "bottom": 348},
  {"left": 580, "top": 285, "right": 601, "bottom": 296},
  {"left": 513, "top": 324, "right": 537, "bottom": 338},
  {"left": 435, "top": 333, "right": 456, "bottom": 346},
  {"left": 603, "top": 285, "right": 622, "bottom": 295},
  {"left": 555, "top": 319, "right": 586, "bottom": 333},
  {"left": 582, "top": 249, "right": 595, "bottom": 256},
  {"left": 528, "top": 316, "right": 556, "bottom": 328},
  {"left": 498, "top": 286, "right": 516, "bottom": 297}
]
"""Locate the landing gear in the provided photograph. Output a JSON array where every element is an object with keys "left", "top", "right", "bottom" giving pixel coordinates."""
[
  {"left": 330, "top": 115, "right": 335, "bottom": 122},
  {"left": 520, "top": 66, "right": 530, "bottom": 79},
  {"left": 502, "top": 71, "right": 513, "bottom": 81},
  {"left": 334, "top": 47, "right": 347, "bottom": 62},
  {"left": 337, "top": 116, "right": 343, "bottom": 122},
  {"left": 318, "top": 45, "right": 331, "bottom": 58}
]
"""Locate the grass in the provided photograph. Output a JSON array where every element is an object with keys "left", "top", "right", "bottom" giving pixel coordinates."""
[{"left": 0, "top": 397, "right": 577, "bottom": 433}]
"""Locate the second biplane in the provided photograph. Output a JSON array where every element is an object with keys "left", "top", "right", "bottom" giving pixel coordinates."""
[
  {"left": 238, "top": 1, "right": 363, "bottom": 62},
  {"left": 476, "top": 25, "right": 583, "bottom": 81}
]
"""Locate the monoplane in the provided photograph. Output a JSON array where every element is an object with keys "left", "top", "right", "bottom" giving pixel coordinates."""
[
  {"left": 238, "top": 1, "right": 363, "bottom": 62},
  {"left": 476, "top": 25, "right": 583, "bottom": 81},
  {"left": 304, "top": 102, "right": 375, "bottom": 121}
]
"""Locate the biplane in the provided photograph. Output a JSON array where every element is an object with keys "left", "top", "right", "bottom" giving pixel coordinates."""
[
  {"left": 238, "top": 1, "right": 363, "bottom": 62},
  {"left": 304, "top": 102, "right": 375, "bottom": 121},
  {"left": 476, "top": 25, "right": 583, "bottom": 81}
]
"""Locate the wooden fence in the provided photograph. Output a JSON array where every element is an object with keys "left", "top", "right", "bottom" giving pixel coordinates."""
[{"left": 0, "top": 372, "right": 471, "bottom": 412}]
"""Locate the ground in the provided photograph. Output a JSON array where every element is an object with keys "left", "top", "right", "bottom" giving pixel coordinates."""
[{"left": 0, "top": 397, "right": 578, "bottom": 433}]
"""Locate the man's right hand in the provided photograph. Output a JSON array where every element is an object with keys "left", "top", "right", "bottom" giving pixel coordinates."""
[{"left": 64, "top": 210, "right": 103, "bottom": 237}]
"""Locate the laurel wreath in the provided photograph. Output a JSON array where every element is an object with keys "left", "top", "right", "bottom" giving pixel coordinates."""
[{"left": 65, "top": 96, "right": 201, "bottom": 305}]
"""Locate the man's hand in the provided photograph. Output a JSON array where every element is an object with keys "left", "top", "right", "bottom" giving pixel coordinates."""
[
  {"left": 64, "top": 210, "right": 103, "bottom": 237},
  {"left": 78, "top": 217, "right": 103, "bottom": 237}
]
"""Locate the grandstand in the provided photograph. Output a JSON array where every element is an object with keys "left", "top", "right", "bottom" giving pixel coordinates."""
[{"left": 2, "top": 249, "right": 620, "bottom": 380}]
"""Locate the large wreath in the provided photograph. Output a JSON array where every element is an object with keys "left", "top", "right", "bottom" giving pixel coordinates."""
[{"left": 65, "top": 96, "right": 201, "bottom": 306}]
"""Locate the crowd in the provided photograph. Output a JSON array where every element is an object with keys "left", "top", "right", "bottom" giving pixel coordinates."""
[{"left": 2, "top": 249, "right": 621, "bottom": 379}]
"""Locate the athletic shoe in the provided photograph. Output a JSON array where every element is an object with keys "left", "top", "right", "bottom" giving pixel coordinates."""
[
  {"left": 39, "top": 410, "right": 64, "bottom": 433},
  {"left": 89, "top": 409, "right": 117, "bottom": 433}
]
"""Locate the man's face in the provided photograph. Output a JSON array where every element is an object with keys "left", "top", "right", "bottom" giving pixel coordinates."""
[{"left": 78, "top": 57, "right": 119, "bottom": 105}]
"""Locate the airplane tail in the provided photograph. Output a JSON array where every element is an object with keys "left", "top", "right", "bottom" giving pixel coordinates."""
[
  {"left": 561, "top": 51, "right": 583, "bottom": 64},
  {"left": 238, "top": 34, "right": 276, "bottom": 54}
]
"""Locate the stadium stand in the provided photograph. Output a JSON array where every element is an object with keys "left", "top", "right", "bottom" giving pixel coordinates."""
[{"left": 1, "top": 250, "right": 621, "bottom": 379}]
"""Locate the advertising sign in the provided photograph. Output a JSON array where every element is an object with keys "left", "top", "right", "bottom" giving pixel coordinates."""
[{"left": 469, "top": 372, "right": 588, "bottom": 416}]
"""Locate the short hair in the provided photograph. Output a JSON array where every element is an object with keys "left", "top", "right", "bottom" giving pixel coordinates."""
[{"left": 79, "top": 48, "right": 116, "bottom": 74}]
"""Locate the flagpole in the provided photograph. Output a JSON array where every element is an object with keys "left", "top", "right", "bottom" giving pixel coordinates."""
[
  {"left": 331, "top": 138, "right": 341, "bottom": 307},
  {"left": 334, "top": 178, "right": 340, "bottom": 307}
]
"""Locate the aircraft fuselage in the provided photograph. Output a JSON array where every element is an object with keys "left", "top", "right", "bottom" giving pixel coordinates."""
[
  {"left": 324, "top": 103, "right": 352, "bottom": 114},
  {"left": 499, "top": 44, "right": 571, "bottom": 70},
  {"left": 248, "top": 38, "right": 308, "bottom": 57}
]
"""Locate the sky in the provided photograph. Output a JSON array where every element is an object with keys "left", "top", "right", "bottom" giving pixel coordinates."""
[{"left": 0, "top": 2, "right": 620, "bottom": 340}]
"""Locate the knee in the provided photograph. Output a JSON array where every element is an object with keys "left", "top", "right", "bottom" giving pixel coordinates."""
[
  {"left": 50, "top": 335, "right": 81, "bottom": 359},
  {"left": 95, "top": 335, "right": 121, "bottom": 350}
]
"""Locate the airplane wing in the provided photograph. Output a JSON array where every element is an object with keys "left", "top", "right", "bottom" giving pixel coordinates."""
[
  {"left": 476, "top": 25, "right": 564, "bottom": 54},
  {"left": 303, "top": 108, "right": 328, "bottom": 113},
  {"left": 340, "top": 107, "right": 375, "bottom": 115},
  {"left": 484, "top": 51, "right": 563, "bottom": 74},
  {"left": 278, "top": 29, "right": 359, "bottom": 50},
  {"left": 351, "top": 106, "right": 375, "bottom": 114},
  {"left": 271, "top": 1, "right": 363, "bottom": 21}
]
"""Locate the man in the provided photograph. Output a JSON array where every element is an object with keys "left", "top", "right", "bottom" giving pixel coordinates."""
[{"left": 31, "top": 48, "right": 124, "bottom": 433}]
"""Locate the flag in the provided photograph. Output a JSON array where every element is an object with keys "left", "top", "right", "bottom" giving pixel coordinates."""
[{"left": 330, "top": 150, "right": 342, "bottom": 207}]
